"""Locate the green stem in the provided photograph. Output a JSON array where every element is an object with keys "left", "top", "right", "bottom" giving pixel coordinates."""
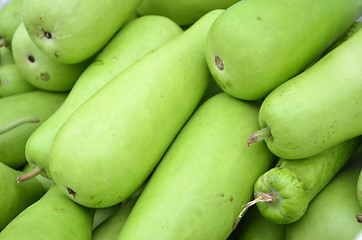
[
  {"left": 0, "top": 117, "right": 40, "bottom": 135},
  {"left": 17, "top": 165, "right": 42, "bottom": 183},
  {"left": 248, "top": 127, "right": 271, "bottom": 147}
]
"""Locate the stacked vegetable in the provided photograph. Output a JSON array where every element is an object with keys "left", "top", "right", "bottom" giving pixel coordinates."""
[{"left": 0, "top": 0, "right": 361, "bottom": 240}]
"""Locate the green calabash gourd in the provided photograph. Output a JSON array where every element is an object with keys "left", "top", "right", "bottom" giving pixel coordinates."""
[
  {"left": 22, "top": 0, "right": 142, "bottom": 64},
  {"left": 285, "top": 168, "right": 362, "bottom": 240},
  {"left": 137, "top": 0, "right": 239, "bottom": 26},
  {"left": 12, "top": 23, "right": 89, "bottom": 92},
  {"left": 251, "top": 137, "right": 360, "bottom": 225},
  {"left": 92, "top": 187, "right": 143, "bottom": 240},
  {"left": 0, "top": 184, "right": 94, "bottom": 240},
  {"left": 0, "top": 64, "right": 36, "bottom": 97},
  {"left": 0, "top": 162, "right": 46, "bottom": 230},
  {"left": 0, "top": 0, "right": 23, "bottom": 46},
  {"left": 24, "top": 15, "right": 183, "bottom": 180},
  {"left": 248, "top": 23, "right": 362, "bottom": 160},
  {"left": 0, "top": 91, "right": 67, "bottom": 169},
  {"left": 49, "top": 10, "right": 224, "bottom": 208},
  {"left": 0, "top": 46, "right": 15, "bottom": 65},
  {"left": 228, "top": 207, "right": 286, "bottom": 240},
  {"left": 92, "top": 203, "right": 124, "bottom": 230},
  {"left": 205, "top": 0, "right": 361, "bottom": 100},
  {"left": 117, "top": 93, "right": 275, "bottom": 240}
]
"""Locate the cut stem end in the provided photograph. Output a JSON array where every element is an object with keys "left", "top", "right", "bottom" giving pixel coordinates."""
[
  {"left": 17, "top": 165, "right": 42, "bottom": 183},
  {"left": 233, "top": 193, "right": 273, "bottom": 230},
  {"left": 248, "top": 127, "right": 271, "bottom": 147}
]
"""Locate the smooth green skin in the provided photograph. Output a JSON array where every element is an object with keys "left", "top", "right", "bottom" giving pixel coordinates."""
[
  {"left": 117, "top": 93, "right": 275, "bottom": 240},
  {"left": 0, "top": 184, "right": 95, "bottom": 240},
  {"left": 0, "top": 64, "right": 36, "bottom": 97},
  {"left": 256, "top": 27, "right": 362, "bottom": 159},
  {"left": 21, "top": 163, "right": 53, "bottom": 191},
  {"left": 0, "top": 0, "right": 23, "bottom": 44},
  {"left": 286, "top": 169, "right": 362, "bottom": 240},
  {"left": 0, "top": 162, "right": 46, "bottom": 230},
  {"left": 25, "top": 15, "right": 183, "bottom": 179},
  {"left": 49, "top": 10, "right": 223, "bottom": 208},
  {"left": 92, "top": 203, "right": 123, "bottom": 230},
  {"left": 254, "top": 137, "right": 361, "bottom": 224},
  {"left": 358, "top": 170, "right": 362, "bottom": 209},
  {"left": 92, "top": 190, "right": 141, "bottom": 240},
  {"left": 12, "top": 23, "right": 89, "bottom": 92},
  {"left": 228, "top": 207, "right": 286, "bottom": 240},
  {"left": 0, "top": 46, "right": 14, "bottom": 65},
  {"left": 205, "top": 0, "right": 362, "bottom": 101},
  {"left": 0, "top": 90, "right": 67, "bottom": 169},
  {"left": 22, "top": 0, "right": 142, "bottom": 64},
  {"left": 137, "top": 0, "right": 239, "bottom": 26}
]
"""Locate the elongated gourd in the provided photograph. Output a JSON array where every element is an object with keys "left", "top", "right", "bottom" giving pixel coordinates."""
[
  {"left": 22, "top": 0, "right": 142, "bottom": 64},
  {"left": 12, "top": 23, "right": 89, "bottom": 91},
  {"left": 117, "top": 93, "right": 275, "bottom": 240},
  {"left": 252, "top": 137, "right": 360, "bottom": 224},
  {"left": 205, "top": 0, "right": 362, "bottom": 100},
  {"left": 0, "top": 162, "right": 46, "bottom": 230},
  {"left": 285, "top": 169, "right": 362, "bottom": 240},
  {"left": 0, "top": 0, "right": 23, "bottom": 45},
  {"left": 92, "top": 187, "right": 143, "bottom": 240},
  {"left": 0, "top": 184, "right": 94, "bottom": 240},
  {"left": 24, "top": 15, "right": 183, "bottom": 180},
  {"left": 248, "top": 25, "right": 362, "bottom": 159},
  {"left": 0, "top": 46, "right": 14, "bottom": 65},
  {"left": 0, "top": 64, "right": 36, "bottom": 97},
  {"left": 0, "top": 90, "right": 67, "bottom": 169},
  {"left": 49, "top": 10, "right": 224, "bottom": 208},
  {"left": 137, "top": 0, "right": 240, "bottom": 26}
]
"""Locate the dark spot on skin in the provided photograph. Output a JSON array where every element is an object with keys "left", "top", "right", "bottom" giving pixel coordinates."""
[
  {"left": 44, "top": 31, "right": 52, "bottom": 39},
  {"left": 40, "top": 72, "right": 50, "bottom": 81},
  {"left": 67, "top": 187, "right": 76, "bottom": 199},
  {"left": 257, "top": 16, "right": 262, "bottom": 20},
  {"left": 215, "top": 56, "right": 224, "bottom": 70},
  {"left": 28, "top": 55, "right": 35, "bottom": 63},
  {"left": 220, "top": 193, "right": 225, "bottom": 197},
  {"left": 229, "top": 196, "right": 233, "bottom": 202},
  {"left": 356, "top": 214, "right": 362, "bottom": 223},
  {"left": 54, "top": 51, "right": 59, "bottom": 58}
]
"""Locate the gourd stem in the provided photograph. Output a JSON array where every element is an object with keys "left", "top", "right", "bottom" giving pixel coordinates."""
[
  {"left": 248, "top": 127, "right": 271, "bottom": 147},
  {"left": 233, "top": 193, "right": 273, "bottom": 230},
  {"left": 0, "top": 117, "right": 40, "bottom": 135},
  {"left": 17, "top": 165, "right": 42, "bottom": 183}
]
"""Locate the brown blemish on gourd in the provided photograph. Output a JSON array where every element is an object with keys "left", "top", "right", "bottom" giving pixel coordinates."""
[
  {"left": 215, "top": 56, "right": 224, "bottom": 70},
  {"left": 67, "top": 187, "right": 76, "bottom": 199},
  {"left": 229, "top": 196, "right": 234, "bottom": 202},
  {"left": 40, "top": 72, "right": 50, "bottom": 81},
  {"left": 356, "top": 214, "right": 362, "bottom": 223}
]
